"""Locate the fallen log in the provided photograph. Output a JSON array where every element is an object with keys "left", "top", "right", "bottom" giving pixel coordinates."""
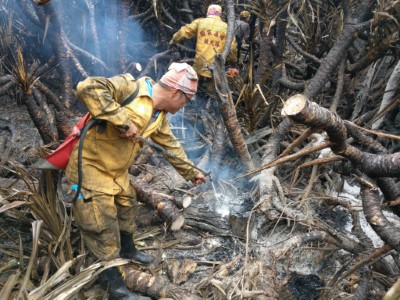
[
  {"left": 184, "top": 206, "right": 230, "bottom": 236},
  {"left": 122, "top": 266, "right": 201, "bottom": 300},
  {"left": 131, "top": 179, "right": 185, "bottom": 231},
  {"left": 138, "top": 175, "right": 192, "bottom": 208},
  {"left": 130, "top": 146, "right": 155, "bottom": 176}
]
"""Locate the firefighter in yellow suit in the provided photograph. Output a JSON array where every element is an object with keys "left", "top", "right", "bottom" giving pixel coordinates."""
[
  {"left": 66, "top": 63, "right": 205, "bottom": 300},
  {"left": 169, "top": 4, "right": 238, "bottom": 85}
]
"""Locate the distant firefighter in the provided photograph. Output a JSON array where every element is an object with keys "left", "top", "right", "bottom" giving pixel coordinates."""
[{"left": 169, "top": 4, "right": 238, "bottom": 83}]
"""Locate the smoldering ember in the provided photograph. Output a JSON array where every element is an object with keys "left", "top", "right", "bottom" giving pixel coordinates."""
[{"left": 0, "top": 0, "right": 399, "bottom": 299}]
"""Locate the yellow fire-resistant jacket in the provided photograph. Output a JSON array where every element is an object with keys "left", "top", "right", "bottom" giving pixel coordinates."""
[
  {"left": 65, "top": 74, "right": 198, "bottom": 195},
  {"left": 171, "top": 15, "right": 237, "bottom": 78}
]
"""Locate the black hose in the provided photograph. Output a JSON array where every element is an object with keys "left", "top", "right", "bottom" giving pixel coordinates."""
[
  {"left": 64, "top": 87, "right": 139, "bottom": 203},
  {"left": 64, "top": 119, "right": 101, "bottom": 203}
]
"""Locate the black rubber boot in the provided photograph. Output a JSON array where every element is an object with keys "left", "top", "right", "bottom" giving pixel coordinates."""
[
  {"left": 99, "top": 267, "right": 151, "bottom": 300},
  {"left": 120, "top": 231, "right": 156, "bottom": 265}
]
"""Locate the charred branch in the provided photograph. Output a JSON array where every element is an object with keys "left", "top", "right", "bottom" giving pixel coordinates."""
[
  {"left": 139, "top": 49, "right": 175, "bottom": 77},
  {"left": 35, "top": 80, "right": 65, "bottom": 113},
  {"left": 0, "top": 80, "right": 15, "bottom": 97},
  {"left": 330, "top": 58, "right": 346, "bottom": 113},
  {"left": 0, "top": 75, "right": 14, "bottom": 86},
  {"left": 283, "top": 94, "right": 400, "bottom": 177},
  {"left": 35, "top": 81, "right": 72, "bottom": 139},
  {"left": 254, "top": 23, "right": 273, "bottom": 85},
  {"left": 85, "top": 0, "right": 101, "bottom": 60},
  {"left": 286, "top": 35, "right": 321, "bottom": 65},
  {"left": 361, "top": 184, "right": 400, "bottom": 252},
  {"left": 375, "top": 177, "right": 400, "bottom": 212},
  {"left": 271, "top": 11, "right": 287, "bottom": 89},
  {"left": 344, "top": 121, "right": 387, "bottom": 153},
  {"left": 180, "top": 0, "right": 194, "bottom": 23},
  {"left": 305, "top": 12, "right": 371, "bottom": 99},
  {"left": 282, "top": 95, "right": 347, "bottom": 152},
  {"left": 118, "top": 0, "right": 131, "bottom": 71},
  {"left": 222, "top": 0, "right": 235, "bottom": 61},
  {"left": 344, "top": 121, "right": 400, "bottom": 208},
  {"left": 38, "top": 3, "right": 74, "bottom": 107},
  {"left": 184, "top": 206, "right": 230, "bottom": 236},
  {"left": 22, "top": 91, "right": 57, "bottom": 145},
  {"left": 210, "top": 120, "right": 226, "bottom": 172},
  {"left": 372, "top": 60, "right": 400, "bottom": 130},
  {"left": 66, "top": 44, "right": 89, "bottom": 79},
  {"left": 15, "top": 0, "right": 41, "bottom": 27},
  {"left": 278, "top": 73, "right": 306, "bottom": 91},
  {"left": 213, "top": 54, "right": 255, "bottom": 172},
  {"left": 65, "top": 39, "right": 112, "bottom": 74},
  {"left": 348, "top": 44, "right": 391, "bottom": 75}
]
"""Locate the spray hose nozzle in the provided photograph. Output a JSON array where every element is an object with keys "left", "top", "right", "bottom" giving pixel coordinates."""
[
  {"left": 207, "top": 172, "right": 213, "bottom": 182},
  {"left": 137, "top": 136, "right": 212, "bottom": 178}
]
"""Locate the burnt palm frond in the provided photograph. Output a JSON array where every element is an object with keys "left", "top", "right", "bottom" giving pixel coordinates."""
[
  {"left": 8, "top": 162, "right": 73, "bottom": 261},
  {"left": 2, "top": 47, "right": 38, "bottom": 94}
]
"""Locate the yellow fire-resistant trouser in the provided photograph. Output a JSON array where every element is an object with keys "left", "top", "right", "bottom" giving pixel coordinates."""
[{"left": 72, "top": 184, "right": 138, "bottom": 260}]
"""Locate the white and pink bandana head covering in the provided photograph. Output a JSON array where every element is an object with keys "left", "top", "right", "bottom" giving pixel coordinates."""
[
  {"left": 207, "top": 4, "right": 222, "bottom": 17},
  {"left": 160, "top": 62, "right": 198, "bottom": 94}
]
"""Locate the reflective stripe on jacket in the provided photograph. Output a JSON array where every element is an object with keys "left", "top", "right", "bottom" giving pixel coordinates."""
[
  {"left": 65, "top": 74, "right": 198, "bottom": 195},
  {"left": 171, "top": 15, "right": 237, "bottom": 77}
]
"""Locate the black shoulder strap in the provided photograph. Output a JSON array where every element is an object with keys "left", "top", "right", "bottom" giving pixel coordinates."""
[
  {"left": 121, "top": 82, "right": 140, "bottom": 107},
  {"left": 68, "top": 81, "right": 140, "bottom": 203}
]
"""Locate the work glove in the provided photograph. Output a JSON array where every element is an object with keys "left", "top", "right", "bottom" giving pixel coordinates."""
[{"left": 226, "top": 67, "right": 239, "bottom": 77}]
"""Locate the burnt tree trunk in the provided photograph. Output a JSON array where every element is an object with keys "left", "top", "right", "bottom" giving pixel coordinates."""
[
  {"left": 37, "top": 2, "right": 74, "bottom": 107},
  {"left": 35, "top": 81, "right": 72, "bottom": 140},
  {"left": 118, "top": 0, "right": 131, "bottom": 71},
  {"left": 210, "top": 120, "right": 226, "bottom": 172},
  {"left": 304, "top": 0, "right": 374, "bottom": 99},
  {"left": 85, "top": 0, "right": 101, "bottom": 61},
  {"left": 213, "top": 54, "right": 255, "bottom": 172},
  {"left": 22, "top": 91, "right": 58, "bottom": 145},
  {"left": 204, "top": 0, "right": 255, "bottom": 173},
  {"left": 361, "top": 185, "right": 400, "bottom": 252},
  {"left": 256, "top": 10, "right": 288, "bottom": 129},
  {"left": 255, "top": 23, "right": 273, "bottom": 85}
]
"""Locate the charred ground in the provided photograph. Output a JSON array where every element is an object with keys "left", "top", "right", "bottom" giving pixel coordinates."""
[{"left": 0, "top": 0, "right": 400, "bottom": 300}]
